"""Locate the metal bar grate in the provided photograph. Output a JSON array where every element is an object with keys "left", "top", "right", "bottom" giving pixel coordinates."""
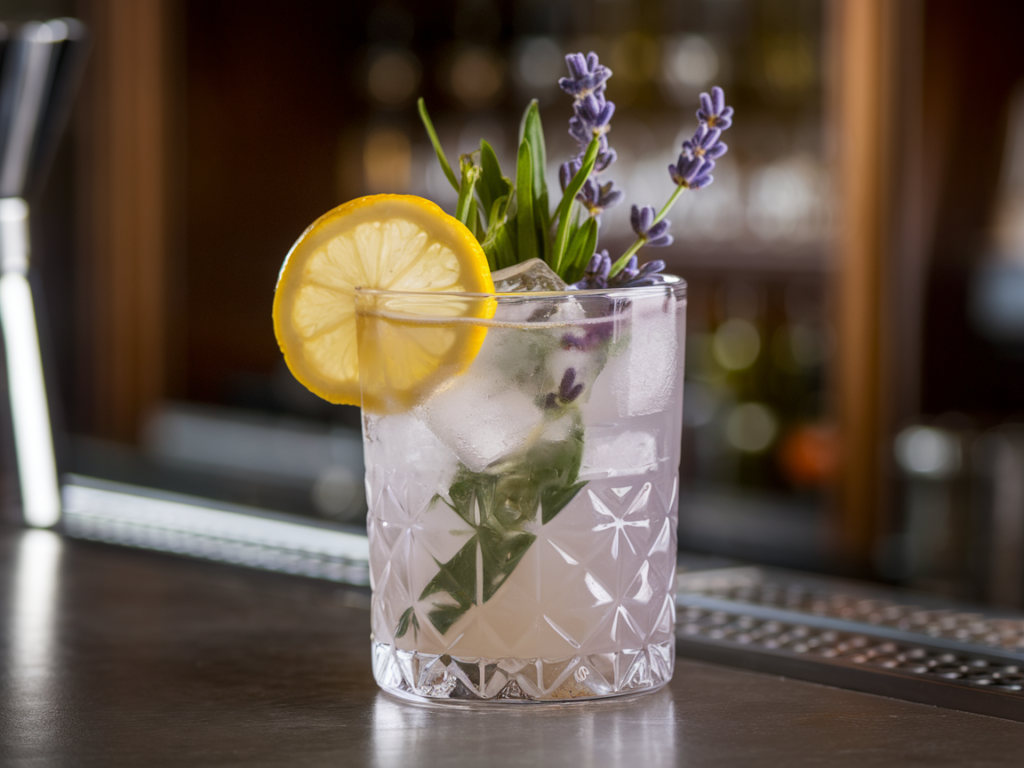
[{"left": 676, "top": 567, "right": 1024, "bottom": 721}]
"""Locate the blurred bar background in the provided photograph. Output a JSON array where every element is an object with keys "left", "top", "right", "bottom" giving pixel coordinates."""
[{"left": 5, "top": 0, "right": 1024, "bottom": 606}]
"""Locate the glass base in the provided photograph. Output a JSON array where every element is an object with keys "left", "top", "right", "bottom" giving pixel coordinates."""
[{"left": 371, "top": 638, "right": 675, "bottom": 704}]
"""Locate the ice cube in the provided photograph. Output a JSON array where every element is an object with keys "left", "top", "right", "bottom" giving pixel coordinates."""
[
  {"left": 492, "top": 258, "right": 567, "bottom": 293},
  {"left": 492, "top": 260, "right": 586, "bottom": 325},
  {"left": 579, "top": 428, "right": 659, "bottom": 479},
  {"left": 362, "top": 411, "right": 459, "bottom": 517},
  {"left": 417, "top": 366, "right": 546, "bottom": 473},
  {"left": 582, "top": 293, "right": 683, "bottom": 419},
  {"left": 621, "top": 297, "right": 681, "bottom": 416}
]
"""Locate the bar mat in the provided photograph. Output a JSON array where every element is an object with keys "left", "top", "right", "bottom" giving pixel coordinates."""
[{"left": 676, "top": 567, "right": 1024, "bottom": 722}]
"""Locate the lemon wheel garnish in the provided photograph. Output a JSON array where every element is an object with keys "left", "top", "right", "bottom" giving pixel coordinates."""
[{"left": 272, "top": 195, "right": 495, "bottom": 413}]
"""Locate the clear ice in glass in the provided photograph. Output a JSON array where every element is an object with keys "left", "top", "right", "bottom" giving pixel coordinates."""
[{"left": 492, "top": 258, "right": 568, "bottom": 293}]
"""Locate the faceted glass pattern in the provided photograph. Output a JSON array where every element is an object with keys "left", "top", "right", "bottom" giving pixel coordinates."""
[{"left": 358, "top": 281, "right": 686, "bottom": 703}]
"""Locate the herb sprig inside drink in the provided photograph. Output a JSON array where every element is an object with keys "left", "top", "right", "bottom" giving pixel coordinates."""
[{"left": 272, "top": 52, "right": 732, "bottom": 702}]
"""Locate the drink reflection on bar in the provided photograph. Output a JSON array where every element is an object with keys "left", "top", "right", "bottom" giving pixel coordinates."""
[{"left": 5, "top": 0, "right": 1024, "bottom": 629}]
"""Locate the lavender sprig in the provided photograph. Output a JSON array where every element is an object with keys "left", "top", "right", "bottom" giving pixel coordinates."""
[
  {"left": 608, "top": 85, "right": 734, "bottom": 278},
  {"left": 558, "top": 52, "right": 621, "bottom": 224}
]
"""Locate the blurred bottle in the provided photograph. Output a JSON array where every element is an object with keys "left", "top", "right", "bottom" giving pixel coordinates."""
[
  {"left": 715, "top": 282, "right": 779, "bottom": 488},
  {"left": 686, "top": 279, "right": 832, "bottom": 494}
]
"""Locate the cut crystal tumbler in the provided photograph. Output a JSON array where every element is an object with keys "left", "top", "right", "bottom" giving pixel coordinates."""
[{"left": 356, "top": 279, "right": 686, "bottom": 702}]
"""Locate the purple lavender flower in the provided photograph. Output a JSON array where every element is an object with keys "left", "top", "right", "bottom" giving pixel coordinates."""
[
  {"left": 669, "top": 155, "right": 714, "bottom": 190},
  {"left": 572, "top": 250, "right": 612, "bottom": 289},
  {"left": 559, "top": 51, "right": 621, "bottom": 212},
  {"left": 593, "top": 145, "right": 617, "bottom": 173},
  {"left": 643, "top": 226, "right": 672, "bottom": 248},
  {"left": 576, "top": 93, "right": 615, "bottom": 130},
  {"left": 666, "top": 86, "right": 731, "bottom": 192},
  {"left": 569, "top": 250, "right": 667, "bottom": 290},
  {"left": 567, "top": 116, "right": 591, "bottom": 148},
  {"left": 562, "top": 322, "right": 614, "bottom": 352},
  {"left": 627, "top": 259, "right": 668, "bottom": 286},
  {"left": 568, "top": 94, "right": 614, "bottom": 148},
  {"left": 578, "top": 178, "right": 623, "bottom": 218},
  {"left": 609, "top": 256, "right": 667, "bottom": 287},
  {"left": 682, "top": 124, "right": 727, "bottom": 162},
  {"left": 559, "top": 157, "right": 582, "bottom": 192},
  {"left": 559, "top": 368, "right": 585, "bottom": 402},
  {"left": 630, "top": 205, "right": 673, "bottom": 247},
  {"left": 541, "top": 368, "right": 586, "bottom": 409},
  {"left": 697, "top": 86, "right": 734, "bottom": 131},
  {"left": 558, "top": 52, "right": 612, "bottom": 99},
  {"left": 566, "top": 133, "right": 616, "bottom": 171},
  {"left": 613, "top": 254, "right": 640, "bottom": 284}
]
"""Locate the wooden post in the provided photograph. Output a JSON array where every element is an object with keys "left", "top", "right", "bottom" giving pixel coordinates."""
[
  {"left": 76, "top": 0, "right": 175, "bottom": 442},
  {"left": 831, "top": 0, "right": 902, "bottom": 570}
]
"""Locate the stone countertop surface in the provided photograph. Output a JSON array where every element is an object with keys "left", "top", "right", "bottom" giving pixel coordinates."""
[{"left": 2, "top": 526, "right": 1024, "bottom": 767}]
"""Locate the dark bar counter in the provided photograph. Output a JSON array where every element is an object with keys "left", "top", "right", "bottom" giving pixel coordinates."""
[{"left": 2, "top": 526, "right": 1024, "bottom": 767}]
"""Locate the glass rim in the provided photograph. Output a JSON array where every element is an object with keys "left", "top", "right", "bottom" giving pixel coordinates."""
[{"left": 353, "top": 274, "right": 687, "bottom": 301}]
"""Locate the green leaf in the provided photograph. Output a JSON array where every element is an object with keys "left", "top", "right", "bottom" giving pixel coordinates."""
[
  {"left": 542, "top": 480, "right": 587, "bottom": 525},
  {"left": 514, "top": 139, "right": 537, "bottom": 263},
  {"left": 519, "top": 101, "right": 550, "bottom": 254},
  {"left": 486, "top": 195, "right": 508, "bottom": 231},
  {"left": 455, "top": 156, "right": 480, "bottom": 229},
  {"left": 553, "top": 138, "right": 599, "bottom": 226},
  {"left": 419, "top": 538, "right": 477, "bottom": 605},
  {"left": 519, "top": 102, "right": 547, "bottom": 208},
  {"left": 481, "top": 242, "right": 498, "bottom": 272},
  {"left": 575, "top": 217, "right": 599, "bottom": 268},
  {"left": 395, "top": 606, "right": 419, "bottom": 639},
  {"left": 446, "top": 470, "right": 493, "bottom": 525},
  {"left": 480, "top": 529, "right": 536, "bottom": 602},
  {"left": 551, "top": 138, "right": 600, "bottom": 276},
  {"left": 422, "top": 410, "right": 589, "bottom": 636},
  {"left": 418, "top": 98, "right": 459, "bottom": 192},
  {"left": 563, "top": 217, "right": 599, "bottom": 284},
  {"left": 468, "top": 197, "right": 480, "bottom": 238},
  {"left": 478, "top": 140, "right": 512, "bottom": 223},
  {"left": 427, "top": 602, "right": 471, "bottom": 637},
  {"left": 479, "top": 197, "right": 510, "bottom": 271},
  {"left": 420, "top": 536, "right": 477, "bottom": 635},
  {"left": 483, "top": 221, "right": 517, "bottom": 271},
  {"left": 426, "top": 600, "right": 465, "bottom": 637},
  {"left": 526, "top": 414, "right": 585, "bottom": 485}
]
